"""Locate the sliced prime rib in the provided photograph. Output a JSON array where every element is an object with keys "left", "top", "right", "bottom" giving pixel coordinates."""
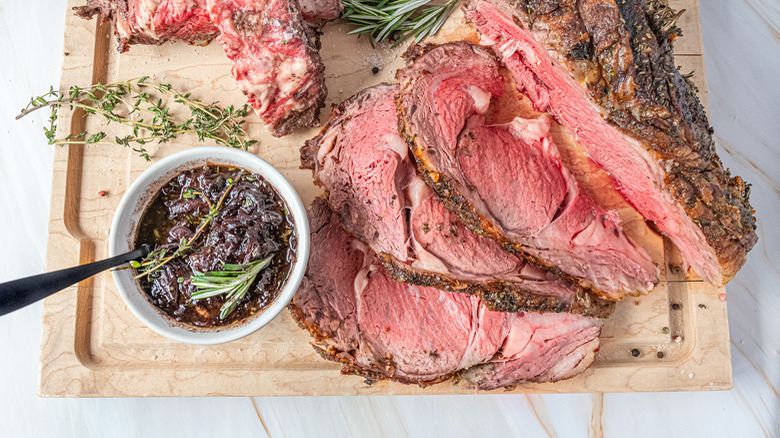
[
  {"left": 206, "top": 0, "right": 327, "bottom": 136},
  {"left": 75, "top": 0, "right": 219, "bottom": 53},
  {"left": 289, "top": 198, "right": 602, "bottom": 390},
  {"left": 396, "top": 42, "right": 658, "bottom": 300},
  {"left": 465, "top": 0, "right": 757, "bottom": 285},
  {"left": 75, "top": 0, "right": 340, "bottom": 52},
  {"left": 302, "top": 83, "right": 613, "bottom": 316}
]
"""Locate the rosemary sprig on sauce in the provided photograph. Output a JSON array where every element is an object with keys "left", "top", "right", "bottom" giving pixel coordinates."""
[
  {"left": 17, "top": 77, "right": 257, "bottom": 161},
  {"left": 133, "top": 172, "right": 244, "bottom": 279},
  {"left": 342, "top": 0, "right": 458, "bottom": 46},
  {"left": 190, "top": 257, "right": 274, "bottom": 320}
]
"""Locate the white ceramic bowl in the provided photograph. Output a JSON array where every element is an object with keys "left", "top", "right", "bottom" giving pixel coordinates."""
[{"left": 109, "top": 147, "right": 310, "bottom": 345}]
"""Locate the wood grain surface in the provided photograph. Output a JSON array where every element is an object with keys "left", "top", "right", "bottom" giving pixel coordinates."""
[{"left": 38, "top": 0, "right": 732, "bottom": 397}]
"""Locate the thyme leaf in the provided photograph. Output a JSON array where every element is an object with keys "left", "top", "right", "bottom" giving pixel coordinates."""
[{"left": 18, "top": 78, "right": 257, "bottom": 161}]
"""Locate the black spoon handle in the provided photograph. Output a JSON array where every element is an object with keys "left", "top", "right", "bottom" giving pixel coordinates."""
[{"left": 0, "top": 245, "right": 150, "bottom": 317}]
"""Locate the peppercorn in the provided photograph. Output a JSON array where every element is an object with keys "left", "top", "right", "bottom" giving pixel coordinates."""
[
  {"left": 371, "top": 67, "right": 380, "bottom": 74},
  {"left": 630, "top": 348, "right": 640, "bottom": 357}
]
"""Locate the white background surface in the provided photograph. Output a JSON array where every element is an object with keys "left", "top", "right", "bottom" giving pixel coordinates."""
[{"left": 0, "top": 1, "right": 777, "bottom": 436}]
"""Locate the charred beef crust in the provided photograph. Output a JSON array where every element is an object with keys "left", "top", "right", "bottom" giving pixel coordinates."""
[
  {"left": 74, "top": 2, "right": 103, "bottom": 20},
  {"left": 379, "top": 254, "right": 615, "bottom": 318},
  {"left": 303, "top": 85, "right": 613, "bottom": 317},
  {"left": 273, "top": 100, "right": 325, "bottom": 137},
  {"left": 512, "top": 0, "right": 756, "bottom": 279}
]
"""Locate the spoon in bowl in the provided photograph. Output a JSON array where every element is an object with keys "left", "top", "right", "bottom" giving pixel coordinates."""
[{"left": 0, "top": 245, "right": 150, "bottom": 317}]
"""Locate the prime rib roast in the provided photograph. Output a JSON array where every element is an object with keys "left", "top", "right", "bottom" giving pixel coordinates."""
[
  {"left": 206, "top": 0, "right": 327, "bottom": 136},
  {"left": 396, "top": 42, "right": 658, "bottom": 301},
  {"left": 302, "top": 83, "right": 614, "bottom": 317},
  {"left": 76, "top": 0, "right": 334, "bottom": 136},
  {"left": 289, "top": 198, "right": 602, "bottom": 389},
  {"left": 464, "top": 0, "right": 757, "bottom": 285},
  {"left": 72, "top": 0, "right": 757, "bottom": 390}
]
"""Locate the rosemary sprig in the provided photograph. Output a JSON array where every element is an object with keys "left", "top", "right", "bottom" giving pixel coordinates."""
[
  {"left": 133, "top": 171, "right": 244, "bottom": 279},
  {"left": 17, "top": 77, "right": 257, "bottom": 161},
  {"left": 190, "top": 257, "right": 274, "bottom": 320},
  {"left": 342, "top": 0, "right": 458, "bottom": 46}
]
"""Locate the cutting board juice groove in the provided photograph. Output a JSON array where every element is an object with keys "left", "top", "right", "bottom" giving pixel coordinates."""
[{"left": 39, "top": 0, "right": 730, "bottom": 397}]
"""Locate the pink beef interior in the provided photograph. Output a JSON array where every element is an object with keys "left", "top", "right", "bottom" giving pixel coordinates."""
[
  {"left": 302, "top": 84, "right": 614, "bottom": 316},
  {"left": 396, "top": 42, "right": 657, "bottom": 299},
  {"left": 291, "top": 199, "right": 602, "bottom": 388},
  {"left": 465, "top": 0, "right": 741, "bottom": 284},
  {"left": 307, "top": 84, "right": 411, "bottom": 263},
  {"left": 457, "top": 116, "right": 567, "bottom": 236},
  {"left": 408, "top": 180, "right": 523, "bottom": 281}
]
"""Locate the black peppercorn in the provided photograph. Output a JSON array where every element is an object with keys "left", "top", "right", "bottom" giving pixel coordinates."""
[
  {"left": 672, "top": 303, "right": 681, "bottom": 310},
  {"left": 371, "top": 66, "right": 380, "bottom": 74},
  {"left": 656, "top": 351, "right": 664, "bottom": 359},
  {"left": 631, "top": 348, "right": 640, "bottom": 357}
]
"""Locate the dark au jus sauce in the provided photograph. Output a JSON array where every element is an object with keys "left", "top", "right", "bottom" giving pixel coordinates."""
[{"left": 135, "top": 164, "right": 296, "bottom": 329}]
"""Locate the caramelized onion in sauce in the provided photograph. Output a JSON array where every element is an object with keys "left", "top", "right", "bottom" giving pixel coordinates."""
[{"left": 135, "top": 164, "right": 296, "bottom": 329}]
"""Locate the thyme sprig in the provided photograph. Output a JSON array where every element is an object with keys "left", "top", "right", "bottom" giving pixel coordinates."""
[
  {"left": 649, "top": 0, "right": 685, "bottom": 36},
  {"left": 342, "top": 0, "right": 458, "bottom": 46},
  {"left": 18, "top": 77, "right": 257, "bottom": 161},
  {"left": 190, "top": 257, "right": 274, "bottom": 320},
  {"left": 133, "top": 171, "right": 244, "bottom": 279}
]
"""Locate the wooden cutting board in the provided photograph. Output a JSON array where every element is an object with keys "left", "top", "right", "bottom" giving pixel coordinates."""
[{"left": 39, "top": 0, "right": 731, "bottom": 397}]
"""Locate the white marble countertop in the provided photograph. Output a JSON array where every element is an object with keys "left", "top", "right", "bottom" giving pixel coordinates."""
[{"left": 0, "top": 1, "right": 777, "bottom": 436}]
